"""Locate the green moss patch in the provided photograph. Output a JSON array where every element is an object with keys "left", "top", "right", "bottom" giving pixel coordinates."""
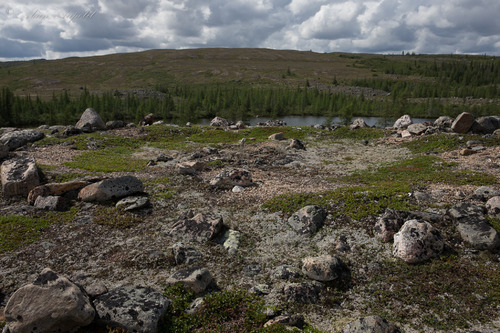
[
  {"left": 64, "top": 147, "right": 148, "bottom": 172},
  {"left": 367, "top": 256, "right": 500, "bottom": 330},
  {"left": 402, "top": 133, "right": 500, "bottom": 154}
]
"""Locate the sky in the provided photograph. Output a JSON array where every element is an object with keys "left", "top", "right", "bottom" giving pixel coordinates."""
[{"left": 0, "top": 0, "right": 499, "bottom": 61}]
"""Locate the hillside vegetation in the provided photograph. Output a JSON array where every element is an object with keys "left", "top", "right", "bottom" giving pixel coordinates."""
[{"left": 0, "top": 48, "right": 499, "bottom": 127}]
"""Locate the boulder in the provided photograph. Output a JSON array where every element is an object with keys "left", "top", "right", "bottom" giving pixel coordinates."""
[
  {"left": 115, "top": 196, "right": 150, "bottom": 211},
  {"left": 166, "top": 267, "right": 213, "bottom": 294},
  {"left": 407, "top": 122, "right": 428, "bottom": 135},
  {"left": 34, "top": 195, "right": 69, "bottom": 211},
  {"left": 62, "top": 126, "right": 83, "bottom": 137},
  {"left": 106, "top": 120, "right": 127, "bottom": 130},
  {"left": 268, "top": 132, "right": 285, "bottom": 140},
  {"left": 473, "top": 186, "right": 500, "bottom": 201},
  {"left": 78, "top": 176, "right": 144, "bottom": 202},
  {"left": 342, "top": 315, "right": 401, "bottom": 333},
  {"left": 94, "top": 286, "right": 170, "bottom": 333},
  {"left": 170, "top": 213, "right": 224, "bottom": 242},
  {"left": 302, "top": 255, "right": 345, "bottom": 282},
  {"left": 448, "top": 203, "right": 500, "bottom": 251},
  {"left": 350, "top": 118, "right": 369, "bottom": 130},
  {"left": 3, "top": 268, "right": 95, "bottom": 333},
  {"left": 139, "top": 113, "right": 155, "bottom": 126},
  {"left": 28, "top": 180, "right": 90, "bottom": 205},
  {"left": 451, "top": 112, "right": 475, "bottom": 133},
  {"left": 210, "top": 116, "right": 232, "bottom": 127},
  {"left": 1, "top": 156, "right": 39, "bottom": 198},
  {"left": 176, "top": 161, "right": 206, "bottom": 175},
  {"left": 235, "top": 121, "right": 246, "bottom": 129},
  {"left": 288, "top": 205, "right": 327, "bottom": 235},
  {"left": 434, "top": 116, "right": 453, "bottom": 128},
  {"left": 75, "top": 108, "right": 106, "bottom": 131},
  {"left": 0, "top": 129, "right": 45, "bottom": 151},
  {"left": 476, "top": 116, "right": 500, "bottom": 134},
  {"left": 393, "top": 220, "right": 444, "bottom": 263},
  {"left": 393, "top": 115, "right": 412, "bottom": 129},
  {"left": 210, "top": 169, "right": 254, "bottom": 188},
  {"left": 0, "top": 143, "right": 9, "bottom": 159},
  {"left": 374, "top": 209, "right": 412, "bottom": 243},
  {"left": 486, "top": 196, "right": 500, "bottom": 218},
  {"left": 290, "top": 138, "right": 306, "bottom": 150},
  {"left": 400, "top": 130, "right": 412, "bottom": 138}
]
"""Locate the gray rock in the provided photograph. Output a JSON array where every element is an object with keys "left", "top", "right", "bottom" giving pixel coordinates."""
[
  {"left": 448, "top": 203, "right": 500, "bottom": 251},
  {"left": 166, "top": 267, "right": 213, "bottom": 294},
  {"left": 393, "top": 115, "right": 412, "bottom": 129},
  {"left": 407, "top": 122, "right": 428, "bottom": 135},
  {"left": 210, "top": 168, "right": 254, "bottom": 188},
  {"left": 223, "top": 229, "right": 241, "bottom": 254},
  {"left": 393, "top": 220, "right": 444, "bottom": 263},
  {"left": 34, "top": 195, "right": 69, "bottom": 211},
  {"left": 288, "top": 205, "right": 327, "bottom": 235},
  {"left": 451, "top": 112, "right": 475, "bottom": 134},
  {"left": 156, "top": 153, "right": 174, "bottom": 162},
  {"left": 264, "top": 314, "right": 305, "bottom": 329},
  {"left": 249, "top": 284, "right": 271, "bottom": 295},
  {"left": 473, "top": 186, "right": 500, "bottom": 201},
  {"left": 105, "top": 120, "right": 127, "bottom": 129},
  {"left": 0, "top": 129, "right": 45, "bottom": 151},
  {"left": 290, "top": 138, "right": 306, "bottom": 150},
  {"left": 78, "top": 176, "right": 144, "bottom": 202},
  {"left": 170, "top": 213, "right": 224, "bottom": 242},
  {"left": 350, "top": 118, "right": 369, "bottom": 130},
  {"left": 302, "top": 255, "right": 345, "bottom": 282},
  {"left": 342, "top": 315, "right": 401, "bottom": 333},
  {"left": 0, "top": 143, "right": 8, "bottom": 159},
  {"left": 1, "top": 155, "right": 40, "bottom": 198},
  {"left": 28, "top": 180, "right": 89, "bottom": 205},
  {"left": 486, "top": 196, "right": 500, "bottom": 218},
  {"left": 268, "top": 132, "right": 285, "bottom": 140},
  {"left": 115, "top": 196, "right": 150, "bottom": 211},
  {"left": 172, "top": 242, "right": 203, "bottom": 265},
  {"left": 242, "top": 264, "right": 261, "bottom": 277},
  {"left": 4, "top": 268, "right": 95, "bottom": 333},
  {"left": 210, "top": 116, "right": 232, "bottom": 127},
  {"left": 94, "top": 286, "right": 170, "bottom": 333},
  {"left": 75, "top": 108, "right": 106, "bottom": 131},
  {"left": 374, "top": 209, "right": 412, "bottom": 243},
  {"left": 434, "top": 116, "right": 453, "bottom": 128},
  {"left": 283, "top": 282, "right": 323, "bottom": 304}
]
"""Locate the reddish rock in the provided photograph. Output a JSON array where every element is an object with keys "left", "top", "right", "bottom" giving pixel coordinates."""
[{"left": 451, "top": 112, "right": 475, "bottom": 133}]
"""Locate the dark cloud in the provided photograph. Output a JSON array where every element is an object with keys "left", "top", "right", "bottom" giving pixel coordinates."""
[
  {"left": 0, "top": 38, "right": 43, "bottom": 58},
  {"left": 2, "top": 24, "right": 60, "bottom": 43},
  {"left": 50, "top": 37, "right": 112, "bottom": 52}
]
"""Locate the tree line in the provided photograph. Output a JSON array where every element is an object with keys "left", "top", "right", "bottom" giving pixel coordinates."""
[{"left": 1, "top": 83, "right": 499, "bottom": 128}]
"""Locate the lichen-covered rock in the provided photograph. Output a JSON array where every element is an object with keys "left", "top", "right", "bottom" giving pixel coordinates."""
[
  {"left": 288, "top": 205, "right": 327, "bottom": 235},
  {"left": 434, "top": 116, "right": 453, "bottom": 128},
  {"left": 342, "top": 315, "right": 401, "bottom": 333},
  {"left": 393, "top": 115, "right": 412, "bottom": 129},
  {"left": 473, "top": 186, "right": 500, "bottom": 201},
  {"left": 209, "top": 168, "right": 253, "bottom": 188},
  {"left": 302, "top": 255, "right": 345, "bottom": 282},
  {"left": 393, "top": 220, "right": 444, "bottom": 263},
  {"left": 374, "top": 209, "right": 412, "bottom": 243},
  {"left": 451, "top": 112, "right": 475, "bottom": 133},
  {"left": 273, "top": 265, "right": 302, "bottom": 280},
  {"left": 210, "top": 116, "right": 232, "bottom": 127},
  {"left": 0, "top": 129, "right": 45, "bottom": 151},
  {"left": 75, "top": 108, "right": 106, "bottom": 131},
  {"left": 283, "top": 282, "right": 323, "bottom": 304},
  {"left": 350, "top": 118, "right": 369, "bottom": 130},
  {"left": 486, "top": 196, "right": 500, "bottom": 218},
  {"left": 290, "top": 138, "right": 306, "bottom": 150},
  {"left": 78, "top": 176, "right": 144, "bottom": 202},
  {"left": 165, "top": 267, "right": 213, "bottom": 294},
  {"left": 94, "top": 286, "right": 170, "bottom": 333},
  {"left": 407, "top": 122, "right": 428, "bottom": 135},
  {"left": 170, "top": 213, "right": 224, "bottom": 242},
  {"left": 28, "top": 180, "right": 89, "bottom": 205},
  {"left": 449, "top": 203, "right": 500, "bottom": 251},
  {"left": 1, "top": 155, "right": 39, "bottom": 198},
  {"left": 34, "top": 195, "right": 69, "bottom": 211},
  {"left": 172, "top": 242, "right": 203, "bottom": 265},
  {"left": 115, "top": 195, "right": 150, "bottom": 211},
  {"left": 4, "top": 268, "right": 95, "bottom": 333},
  {"left": 268, "top": 132, "right": 285, "bottom": 140}
]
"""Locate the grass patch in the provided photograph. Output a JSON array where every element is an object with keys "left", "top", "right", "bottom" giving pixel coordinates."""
[
  {"left": 402, "top": 133, "right": 500, "bottom": 154},
  {"left": 344, "top": 155, "right": 496, "bottom": 186},
  {"left": 53, "top": 172, "right": 89, "bottom": 183},
  {"left": 93, "top": 206, "right": 143, "bottom": 229},
  {"left": 0, "top": 208, "right": 77, "bottom": 254},
  {"left": 162, "top": 284, "right": 296, "bottom": 333},
  {"left": 262, "top": 182, "right": 416, "bottom": 220},
  {"left": 485, "top": 216, "right": 500, "bottom": 233},
  {"left": 64, "top": 147, "right": 147, "bottom": 172},
  {"left": 143, "top": 177, "right": 177, "bottom": 201},
  {"left": 367, "top": 256, "right": 500, "bottom": 330}
]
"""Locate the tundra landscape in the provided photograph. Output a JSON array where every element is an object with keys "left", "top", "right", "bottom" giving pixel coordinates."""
[{"left": 0, "top": 49, "right": 499, "bottom": 333}]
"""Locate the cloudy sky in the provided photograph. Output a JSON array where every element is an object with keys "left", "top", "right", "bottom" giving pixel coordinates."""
[{"left": 0, "top": 0, "right": 499, "bottom": 61}]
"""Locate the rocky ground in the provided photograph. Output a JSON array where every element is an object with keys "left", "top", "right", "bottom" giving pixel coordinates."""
[{"left": 0, "top": 114, "right": 499, "bottom": 332}]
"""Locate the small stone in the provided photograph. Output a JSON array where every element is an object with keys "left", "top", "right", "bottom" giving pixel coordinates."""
[
  {"left": 393, "top": 220, "right": 444, "bottom": 264},
  {"left": 302, "top": 255, "right": 345, "bottom": 282},
  {"left": 460, "top": 148, "right": 477, "bottom": 156},
  {"left": 115, "top": 196, "right": 150, "bottom": 211},
  {"left": 232, "top": 185, "right": 245, "bottom": 193},
  {"left": 166, "top": 267, "right": 213, "bottom": 294},
  {"left": 288, "top": 205, "right": 327, "bottom": 235}
]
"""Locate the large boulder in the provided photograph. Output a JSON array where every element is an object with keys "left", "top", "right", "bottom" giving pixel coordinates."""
[
  {"left": 288, "top": 205, "right": 327, "bottom": 235},
  {"left": 0, "top": 129, "right": 45, "bottom": 151},
  {"left": 0, "top": 143, "right": 9, "bottom": 159},
  {"left": 393, "top": 220, "right": 444, "bottom": 264},
  {"left": 301, "top": 255, "right": 345, "bottom": 282},
  {"left": 451, "top": 112, "right": 475, "bottom": 134},
  {"left": 476, "top": 116, "right": 500, "bottom": 134},
  {"left": 448, "top": 203, "right": 500, "bottom": 251},
  {"left": 78, "top": 176, "right": 144, "bottom": 202},
  {"left": 393, "top": 115, "right": 412, "bottom": 129},
  {"left": 170, "top": 213, "right": 224, "bottom": 242},
  {"left": 407, "top": 122, "right": 428, "bottom": 135},
  {"left": 3, "top": 268, "right": 95, "bottom": 333},
  {"left": 434, "top": 116, "right": 453, "bottom": 128},
  {"left": 210, "top": 116, "right": 232, "bottom": 127},
  {"left": 76, "top": 108, "right": 106, "bottom": 131},
  {"left": 1, "top": 155, "right": 39, "bottom": 198},
  {"left": 94, "top": 286, "right": 170, "bottom": 333},
  {"left": 28, "top": 180, "right": 90, "bottom": 205},
  {"left": 209, "top": 169, "right": 254, "bottom": 188},
  {"left": 350, "top": 118, "right": 369, "bottom": 130},
  {"left": 165, "top": 267, "right": 213, "bottom": 294},
  {"left": 342, "top": 315, "right": 401, "bottom": 333}
]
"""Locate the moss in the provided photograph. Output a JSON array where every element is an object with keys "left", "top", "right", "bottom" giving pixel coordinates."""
[
  {"left": 53, "top": 172, "right": 89, "bottom": 183},
  {"left": 64, "top": 147, "right": 148, "bottom": 172},
  {"left": 366, "top": 256, "right": 500, "bottom": 330},
  {"left": 0, "top": 208, "right": 77, "bottom": 254},
  {"left": 93, "top": 206, "right": 143, "bottom": 229},
  {"left": 143, "top": 177, "right": 177, "bottom": 201},
  {"left": 485, "top": 216, "right": 500, "bottom": 233},
  {"left": 402, "top": 133, "right": 500, "bottom": 154}
]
